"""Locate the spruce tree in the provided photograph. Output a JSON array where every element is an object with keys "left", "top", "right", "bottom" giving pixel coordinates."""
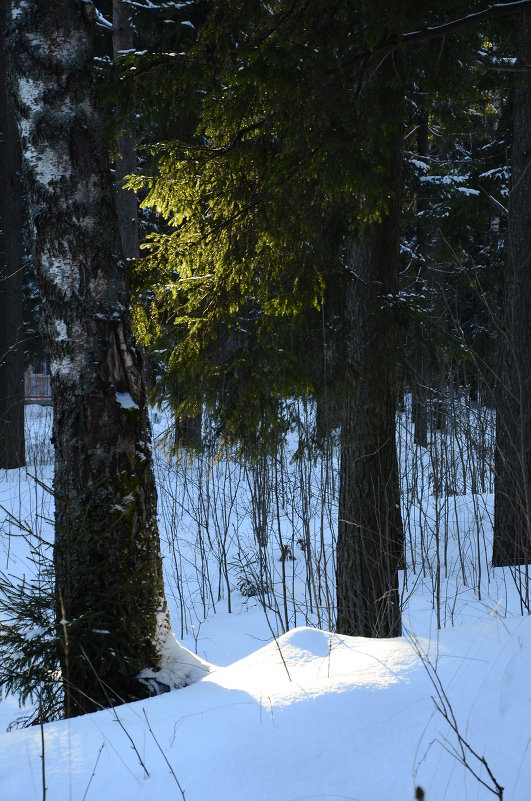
[{"left": 125, "top": 0, "right": 531, "bottom": 634}]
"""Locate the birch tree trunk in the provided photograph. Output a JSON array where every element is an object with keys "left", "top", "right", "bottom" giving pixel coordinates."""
[
  {"left": 7, "top": 0, "right": 172, "bottom": 715},
  {"left": 336, "top": 61, "right": 404, "bottom": 638},
  {"left": 493, "top": 12, "right": 531, "bottom": 566},
  {"left": 0, "top": 0, "right": 25, "bottom": 469}
]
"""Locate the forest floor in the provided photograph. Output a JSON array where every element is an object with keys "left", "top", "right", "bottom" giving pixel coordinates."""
[{"left": 0, "top": 402, "right": 529, "bottom": 801}]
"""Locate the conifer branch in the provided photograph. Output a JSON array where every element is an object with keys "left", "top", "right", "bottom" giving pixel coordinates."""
[
  {"left": 336, "top": 1, "right": 531, "bottom": 74},
  {"left": 396, "top": 1, "right": 531, "bottom": 49}
]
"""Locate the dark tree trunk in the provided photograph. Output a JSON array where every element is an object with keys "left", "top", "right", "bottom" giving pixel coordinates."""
[
  {"left": 113, "top": 0, "right": 139, "bottom": 261},
  {"left": 7, "top": 0, "right": 172, "bottom": 715},
  {"left": 336, "top": 67, "right": 404, "bottom": 639},
  {"left": 0, "top": 0, "right": 25, "bottom": 469},
  {"left": 315, "top": 395, "right": 341, "bottom": 443},
  {"left": 493, "top": 13, "right": 531, "bottom": 567},
  {"left": 175, "top": 412, "right": 202, "bottom": 450},
  {"left": 412, "top": 109, "right": 429, "bottom": 448},
  {"left": 412, "top": 386, "right": 428, "bottom": 447}
]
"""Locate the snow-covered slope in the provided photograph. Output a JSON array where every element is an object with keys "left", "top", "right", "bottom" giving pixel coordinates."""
[
  {"left": 1, "top": 619, "right": 530, "bottom": 801},
  {"left": 2, "top": 403, "right": 529, "bottom": 800}
]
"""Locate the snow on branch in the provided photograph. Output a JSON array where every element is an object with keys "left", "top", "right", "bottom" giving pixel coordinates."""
[
  {"left": 335, "top": 1, "right": 531, "bottom": 79},
  {"left": 81, "top": 1, "right": 113, "bottom": 29},
  {"left": 397, "top": 1, "right": 531, "bottom": 48},
  {"left": 122, "top": 1, "right": 191, "bottom": 9},
  {"left": 94, "top": 6, "right": 113, "bottom": 29}
]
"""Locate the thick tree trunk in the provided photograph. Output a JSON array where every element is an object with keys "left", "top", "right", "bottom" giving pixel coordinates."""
[
  {"left": 7, "top": 0, "right": 172, "bottom": 715},
  {"left": 493, "top": 13, "right": 531, "bottom": 566},
  {"left": 0, "top": 0, "right": 25, "bottom": 469},
  {"left": 336, "top": 69, "right": 404, "bottom": 638},
  {"left": 112, "top": 0, "right": 139, "bottom": 261}
]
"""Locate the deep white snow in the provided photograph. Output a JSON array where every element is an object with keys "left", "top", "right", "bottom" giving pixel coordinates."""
[{"left": 0, "top": 403, "right": 529, "bottom": 801}]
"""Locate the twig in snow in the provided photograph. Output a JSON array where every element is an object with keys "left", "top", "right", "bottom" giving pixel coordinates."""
[
  {"left": 81, "top": 742, "right": 105, "bottom": 801},
  {"left": 39, "top": 695, "right": 46, "bottom": 801},
  {"left": 143, "top": 708, "right": 186, "bottom": 801},
  {"left": 408, "top": 632, "right": 504, "bottom": 801}
]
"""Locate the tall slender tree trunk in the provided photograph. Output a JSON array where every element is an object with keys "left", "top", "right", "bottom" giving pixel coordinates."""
[
  {"left": 0, "top": 0, "right": 25, "bottom": 469},
  {"left": 412, "top": 108, "right": 429, "bottom": 448},
  {"left": 7, "top": 0, "right": 172, "bottom": 715},
  {"left": 336, "top": 63, "right": 404, "bottom": 638},
  {"left": 493, "top": 12, "right": 531, "bottom": 566}
]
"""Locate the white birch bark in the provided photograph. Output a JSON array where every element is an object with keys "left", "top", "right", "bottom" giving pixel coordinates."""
[{"left": 6, "top": 0, "right": 203, "bottom": 715}]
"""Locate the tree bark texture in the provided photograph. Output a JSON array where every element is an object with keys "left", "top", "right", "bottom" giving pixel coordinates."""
[
  {"left": 0, "top": 0, "right": 25, "bottom": 469},
  {"left": 493, "top": 12, "right": 531, "bottom": 566},
  {"left": 7, "top": 0, "right": 171, "bottom": 715},
  {"left": 112, "top": 0, "right": 139, "bottom": 261},
  {"left": 336, "top": 65, "right": 404, "bottom": 639}
]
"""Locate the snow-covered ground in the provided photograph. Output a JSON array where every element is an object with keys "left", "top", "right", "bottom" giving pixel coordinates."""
[{"left": 0, "top": 402, "right": 529, "bottom": 801}]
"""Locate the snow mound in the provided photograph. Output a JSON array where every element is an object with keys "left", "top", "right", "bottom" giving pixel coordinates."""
[
  {"left": 1, "top": 621, "right": 531, "bottom": 801},
  {"left": 139, "top": 627, "right": 211, "bottom": 691}
]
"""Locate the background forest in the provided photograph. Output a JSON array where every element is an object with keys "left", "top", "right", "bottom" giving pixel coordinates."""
[{"left": 1, "top": 2, "right": 531, "bottom": 800}]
